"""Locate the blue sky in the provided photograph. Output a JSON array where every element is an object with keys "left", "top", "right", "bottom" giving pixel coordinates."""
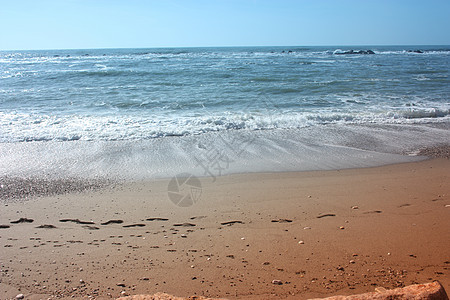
[{"left": 1, "top": 0, "right": 449, "bottom": 50}]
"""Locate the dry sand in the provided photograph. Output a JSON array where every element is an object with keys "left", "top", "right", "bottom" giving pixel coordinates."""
[{"left": 1, "top": 158, "right": 449, "bottom": 299}]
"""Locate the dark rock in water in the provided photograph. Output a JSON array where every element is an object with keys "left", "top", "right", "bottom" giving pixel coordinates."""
[
  {"left": 10, "top": 218, "right": 34, "bottom": 224},
  {"left": 408, "top": 49, "right": 424, "bottom": 54},
  {"left": 335, "top": 49, "right": 375, "bottom": 55}
]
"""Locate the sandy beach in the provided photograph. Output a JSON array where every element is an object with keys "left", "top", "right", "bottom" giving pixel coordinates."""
[{"left": 0, "top": 156, "right": 449, "bottom": 299}]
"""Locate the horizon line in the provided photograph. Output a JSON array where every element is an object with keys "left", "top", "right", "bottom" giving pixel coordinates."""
[{"left": 1, "top": 44, "right": 450, "bottom": 52}]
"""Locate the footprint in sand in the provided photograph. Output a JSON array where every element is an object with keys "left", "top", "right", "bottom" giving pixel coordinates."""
[
  {"left": 101, "top": 220, "right": 124, "bottom": 225},
  {"left": 316, "top": 213, "right": 336, "bottom": 219},
  {"left": 221, "top": 221, "right": 245, "bottom": 226},
  {"left": 36, "top": 224, "right": 57, "bottom": 229},
  {"left": 173, "top": 223, "right": 196, "bottom": 227},
  {"left": 82, "top": 225, "right": 100, "bottom": 230},
  {"left": 60, "top": 219, "right": 95, "bottom": 224},
  {"left": 10, "top": 218, "right": 34, "bottom": 224},
  {"left": 190, "top": 216, "right": 207, "bottom": 220},
  {"left": 271, "top": 219, "right": 293, "bottom": 223},
  {"left": 123, "top": 224, "right": 146, "bottom": 228}
]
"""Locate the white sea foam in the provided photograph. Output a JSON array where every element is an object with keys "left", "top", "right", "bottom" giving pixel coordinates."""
[
  {"left": 1, "top": 123, "right": 448, "bottom": 181},
  {"left": 0, "top": 106, "right": 449, "bottom": 143}
]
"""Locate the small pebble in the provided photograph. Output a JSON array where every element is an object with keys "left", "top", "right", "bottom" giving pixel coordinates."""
[
  {"left": 272, "top": 279, "right": 283, "bottom": 285},
  {"left": 350, "top": 260, "right": 355, "bottom": 264},
  {"left": 298, "top": 241, "right": 304, "bottom": 244},
  {"left": 303, "top": 227, "right": 311, "bottom": 230},
  {"left": 351, "top": 206, "right": 359, "bottom": 209},
  {"left": 339, "top": 226, "right": 345, "bottom": 230},
  {"left": 16, "top": 294, "right": 24, "bottom": 300}
]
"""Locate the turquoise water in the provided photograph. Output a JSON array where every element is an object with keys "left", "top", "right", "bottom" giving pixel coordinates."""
[
  {"left": 0, "top": 46, "right": 449, "bottom": 180},
  {"left": 1, "top": 46, "right": 449, "bottom": 142}
]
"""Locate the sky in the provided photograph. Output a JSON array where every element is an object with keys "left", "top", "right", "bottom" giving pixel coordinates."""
[{"left": 0, "top": 0, "right": 449, "bottom": 50}]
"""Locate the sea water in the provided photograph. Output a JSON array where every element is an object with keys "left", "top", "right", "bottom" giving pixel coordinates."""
[{"left": 1, "top": 46, "right": 449, "bottom": 181}]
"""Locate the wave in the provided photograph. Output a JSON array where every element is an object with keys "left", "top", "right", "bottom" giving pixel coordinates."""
[
  {"left": 1, "top": 107, "right": 449, "bottom": 143},
  {"left": 2, "top": 47, "right": 449, "bottom": 68}
]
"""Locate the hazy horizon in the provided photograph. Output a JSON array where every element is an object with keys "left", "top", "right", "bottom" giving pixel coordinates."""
[{"left": 2, "top": 44, "right": 450, "bottom": 52}]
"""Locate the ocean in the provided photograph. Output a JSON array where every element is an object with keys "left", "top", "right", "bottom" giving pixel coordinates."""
[{"left": 1, "top": 46, "right": 449, "bottom": 182}]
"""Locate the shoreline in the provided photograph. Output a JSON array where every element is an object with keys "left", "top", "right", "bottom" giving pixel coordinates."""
[
  {"left": 1, "top": 157, "right": 449, "bottom": 299},
  {"left": 2, "top": 142, "right": 449, "bottom": 203},
  {"left": 2, "top": 123, "right": 449, "bottom": 184}
]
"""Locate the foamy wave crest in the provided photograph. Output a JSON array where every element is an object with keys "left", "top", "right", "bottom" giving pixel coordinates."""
[
  {"left": 1, "top": 106, "right": 449, "bottom": 143},
  {"left": 387, "top": 107, "right": 450, "bottom": 119}
]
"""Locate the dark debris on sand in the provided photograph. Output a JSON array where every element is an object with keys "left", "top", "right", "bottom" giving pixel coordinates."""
[
  {"left": 0, "top": 176, "right": 113, "bottom": 202},
  {"left": 417, "top": 145, "right": 450, "bottom": 159}
]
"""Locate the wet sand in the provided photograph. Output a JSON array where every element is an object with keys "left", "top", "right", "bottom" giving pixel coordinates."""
[{"left": 0, "top": 158, "right": 449, "bottom": 299}]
